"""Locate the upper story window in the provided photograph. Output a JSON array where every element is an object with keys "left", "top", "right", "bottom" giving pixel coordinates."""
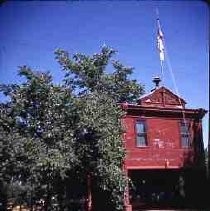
[
  {"left": 136, "top": 120, "right": 147, "bottom": 147},
  {"left": 180, "top": 121, "right": 191, "bottom": 148}
]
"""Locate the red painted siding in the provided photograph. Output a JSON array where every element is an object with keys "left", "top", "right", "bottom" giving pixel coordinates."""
[
  {"left": 121, "top": 87, "right": 207, "bottom": 171},
  {"left": 124, "top": 116, "right": 195, "bottom": 169}
]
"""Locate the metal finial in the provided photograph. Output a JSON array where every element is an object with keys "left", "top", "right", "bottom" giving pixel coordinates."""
[{"left": 152, "top": 76, "right": 161, "bottom": 88}]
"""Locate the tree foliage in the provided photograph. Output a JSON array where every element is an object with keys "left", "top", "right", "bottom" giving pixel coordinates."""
[
  {"left": 55, "top": 46, "right": 144, "bottom": 102},
  {"left": 0, "top": 46, "right": 144, "bottom": 210},
  {"left": 0, "top": 67, "right": 79, "bottom": 209}
]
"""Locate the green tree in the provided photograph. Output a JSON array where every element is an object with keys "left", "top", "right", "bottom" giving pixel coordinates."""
[
  {"left": 0, "top": 67, "right": 78, "bottom": 210},
  {"left": 0, "top": 46, "right": 144, "bottom": 210},
  {"left": 55, "top": 46, "right": 144, "bottom": 210},
  {"left": 55, "top": 46, "right": 144, "bottom": 103}
]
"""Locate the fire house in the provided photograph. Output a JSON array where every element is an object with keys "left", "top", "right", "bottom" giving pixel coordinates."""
[{"left": 122, "top": 77, "right": 207, "bottom": 210}]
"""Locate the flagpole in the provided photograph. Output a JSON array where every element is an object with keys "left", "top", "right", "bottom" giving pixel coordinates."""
[
  {"left": 155, "top": 8, "right": 188, "bottom": 133},
  {"left": 160, "top": 60, "right": 164, "bottom": 85},
  {"left": 156, "top": 9, "right": 165, "bottom": 84}
]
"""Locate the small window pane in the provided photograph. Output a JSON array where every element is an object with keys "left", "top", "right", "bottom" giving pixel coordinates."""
[
  {"left": 136, "top": 122, "right": 145, "bottom": 133},
  {"left": 181, "top": 136, "right": 189, "bottom": 147},
  {"left": 137, "top": 136, "right": 146, "bottom": 147},
  {"left": 181, "top": 123, "right": 188, "bottom": 134}
]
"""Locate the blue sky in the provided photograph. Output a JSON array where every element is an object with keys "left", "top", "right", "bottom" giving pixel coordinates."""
[{"left": 0, "top": 1, "right": 209, "bottom": 147}]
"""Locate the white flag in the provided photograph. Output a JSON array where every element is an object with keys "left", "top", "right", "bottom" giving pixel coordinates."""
[{"left": 157, "top": 21, "right": 165, "bottom": 61}]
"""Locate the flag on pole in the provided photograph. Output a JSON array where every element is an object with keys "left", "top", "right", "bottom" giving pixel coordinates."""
[{"left": 157, "top": 19, "right": 165, "bottom": 61}]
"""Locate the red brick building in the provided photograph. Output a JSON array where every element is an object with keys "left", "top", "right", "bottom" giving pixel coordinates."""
[{"left": 122, "top": 79, "right": 207, "bottom": 210}]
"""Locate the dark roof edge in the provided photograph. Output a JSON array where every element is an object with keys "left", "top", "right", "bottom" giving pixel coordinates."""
[{"left": 119, "top": 103, "right": 208, "bottom": 118}]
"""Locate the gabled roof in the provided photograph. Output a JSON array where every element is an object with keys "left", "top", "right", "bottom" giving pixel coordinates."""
[{"left": 137, "top": 86, "right": 186, "bottom": 108}]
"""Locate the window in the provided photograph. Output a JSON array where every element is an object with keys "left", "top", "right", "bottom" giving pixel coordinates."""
[
  {"left": 180, "top": 121, "right": 190, "bottom": 148},
  {"left": 136, "top": 120, "right": 147, "bottom": 147}
]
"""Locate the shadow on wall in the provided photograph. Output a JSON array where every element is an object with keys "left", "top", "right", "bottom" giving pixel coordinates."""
[{"left": 181, "top": 120, "right": 208, "bottom": 209}]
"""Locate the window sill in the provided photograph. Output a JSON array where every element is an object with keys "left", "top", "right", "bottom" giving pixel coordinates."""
[
  {"left": 181, "top": 147, "right": 192, "bottom": 149},
  {"left": 136, "top": 146, "right": 149, "bottom": 148}
]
